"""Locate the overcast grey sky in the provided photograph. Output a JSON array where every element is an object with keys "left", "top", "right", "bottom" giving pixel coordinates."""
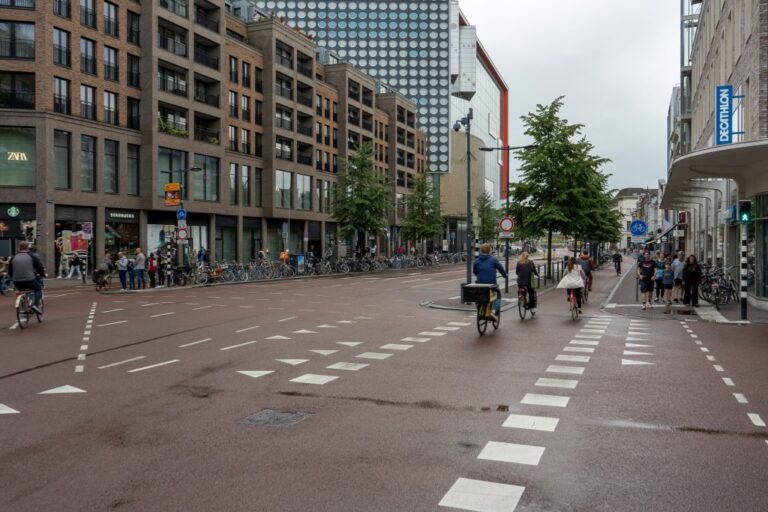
[{"left": 460, "top": 0, "right": 680, "bottom": 191}]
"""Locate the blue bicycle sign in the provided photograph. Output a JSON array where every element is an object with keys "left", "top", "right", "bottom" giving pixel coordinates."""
[{"left": 629, "top": 220, "right": 648, "bottom": 237}]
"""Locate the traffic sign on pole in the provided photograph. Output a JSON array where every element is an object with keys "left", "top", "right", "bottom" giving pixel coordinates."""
[
  {"left": 499, "top": 216, "right": 515, "bottom": 233},
  {"left": 177, "top": 208, "right": 187, "bottom": 220},
  {"left": 629, "top": 220, "right": 648, "bottom": 237}
]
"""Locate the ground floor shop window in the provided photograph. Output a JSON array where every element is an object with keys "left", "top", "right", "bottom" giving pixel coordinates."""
[
  {"left": 105, "top": 223, "right": 139, "bottom": 256},
  {"left": 0, "top": 126, "right": 36, "bottom": 186},
  {"left": 148, "top": 223, "right": 207, "bottom": 265}
]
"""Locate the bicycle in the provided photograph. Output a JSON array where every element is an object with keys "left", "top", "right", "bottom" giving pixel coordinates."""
[
  {"left": 93, "top": 270, "right": 112, "bottom": 292},
  {"left": 517, "top": 287, "right": 535, "bottom": 320},
  {"left": 463, "top": 283, "right": 500, "bottom": 336},
  {"left": 614, "top": 260, "right": 621, "bottom": 276},
  {"left": 582, "top": 280, "right": 589, "bottom": 304},
  {"left": 15, "top": 287, "right": 43, "bottom": 329},
  {"left": 569, "top": 288, "right": 580, "bottom": 321}
]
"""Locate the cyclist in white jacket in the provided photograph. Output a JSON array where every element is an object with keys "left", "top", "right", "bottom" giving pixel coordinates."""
[{"left": 557, "top": 257, "right": 586, "bottom": 313}]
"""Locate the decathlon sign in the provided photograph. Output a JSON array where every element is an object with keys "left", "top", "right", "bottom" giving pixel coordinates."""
[{"left": 716, "top": 85, "right": 733, "bottom": 145}]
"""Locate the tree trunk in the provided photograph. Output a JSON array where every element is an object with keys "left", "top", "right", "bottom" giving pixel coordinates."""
[{"left": 546, "top": 228, "right": 553, "bottom": 279}]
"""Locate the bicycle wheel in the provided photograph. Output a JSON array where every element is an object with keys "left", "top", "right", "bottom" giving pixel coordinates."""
[
  {"left": 518, "top": 290, "right": 527, "bottom": 320},
  {"left": 570, "top": 294, "right": 578, "bottom": 321},
  {"left": 476, "top": 303, "right": 489, "bottom": 336},
  {"left": 713, "top": 287, "right": 720, "bottom": 310},
  {"left": 16, "top": 295, "right": 30, "bottom": 329},
  {"left": 35, "top": 298, "right": 43, "bottom": 323},
  {"left": 492, "top": 307, "right": 500, "bottom": 330},
  {"left": 583, "top": 286, "right": 589, "bottom": 304}
]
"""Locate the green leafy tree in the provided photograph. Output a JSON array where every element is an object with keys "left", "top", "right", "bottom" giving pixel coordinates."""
[
  {"left": 331, "top": 142, "right": 391, "bottom": 252},
  {"left": 402, "top": 173, "right": 443, "bottom": 252},
  {"left": 476, "top": 190, "right": 498, "bottom": 243},
  {"left": 509, "top": 97, "right": 617, "bottom": 277}
]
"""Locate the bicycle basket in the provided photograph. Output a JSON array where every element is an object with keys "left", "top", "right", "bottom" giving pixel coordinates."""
[{"left": 461, "top": 283, "right": 496, "bottom": 303}]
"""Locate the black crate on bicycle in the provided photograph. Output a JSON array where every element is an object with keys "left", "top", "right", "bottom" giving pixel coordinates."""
[{"left": 461, "top": 283, "right": 497, "bottom": 304}]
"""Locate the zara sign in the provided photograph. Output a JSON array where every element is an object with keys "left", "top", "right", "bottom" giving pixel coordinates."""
[{"left": 716, "top": 85, "right": 733, "bottom": 146}]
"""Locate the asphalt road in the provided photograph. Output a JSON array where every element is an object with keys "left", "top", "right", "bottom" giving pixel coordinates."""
[{"left": 1, "top": 264, "right": 766, "bottom": 511}]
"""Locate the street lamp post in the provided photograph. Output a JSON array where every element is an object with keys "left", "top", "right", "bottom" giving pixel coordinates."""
[
  {"left": 160, "top": 166, "right": 202, "bottom": 265},
  {"left": 454, "top": 109, "right": 474, "bottom": 284},
  {"left": 479, "top": 144, "right": 537, "bottom": 293}
]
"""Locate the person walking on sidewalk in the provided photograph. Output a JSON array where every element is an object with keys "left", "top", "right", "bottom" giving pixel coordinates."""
[
  {"left": 116, "top": 252, "right": 128, "bottom": 291},
  {"left": 147, "top": 253, "right": 157, "bottom": 288},
  {"left": 637, "top": 250, "right": 656, "bottom": 310},
  {"left": 134, "top": 248, "right": 146, "bottom": 290},
  {"left": 515, "top": 251, "right": 539, "bottom": 314},
  {"left": 58, "top": 253, "right": 69, "bottom": 278},
  {"left": 662, "top": 261, "right": 675, "bottom": 306},
  {"left": 67, "top": 253, "right": 82, "bottom": 280},
  {"left": 682, "top": 255, "right": 702, "bottom": 307},
  {"left": 558, "top": 257, "right": 586, "bottom": 314},
  {"left": 654, "top": 252, "right": 666, "bottom": 303},
  {"left": 672, "top": 251, "right": 685, "bottom": 303}
]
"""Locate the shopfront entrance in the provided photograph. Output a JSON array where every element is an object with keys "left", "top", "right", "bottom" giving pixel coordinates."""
[
  {"left": 0, "top": 203, "right": 35, "bottom": 257},
  {"left": 105, "top": 209, "right": 140, "bottom": 256},
  {"left": 54, "top": 205, "right": 96, "bottom": 276},
  {"left": 147, "top": 211, "right": 209, "bottom": 265}
]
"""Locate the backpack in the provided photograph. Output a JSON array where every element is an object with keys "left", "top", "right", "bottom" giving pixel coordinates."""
[
  {"left": 127, "top": 260, "right": 134, "bottom": 271},
  {"left": 579, "top": 258, "right": 592, "bottom": 275}
]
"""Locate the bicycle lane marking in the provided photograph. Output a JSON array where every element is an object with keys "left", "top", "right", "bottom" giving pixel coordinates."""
[{"left": 74, "top": 302, "right": 98, "bottom": 373}]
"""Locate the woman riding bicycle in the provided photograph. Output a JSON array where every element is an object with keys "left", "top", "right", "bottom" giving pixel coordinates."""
[
  {"left": 473, "top": 243, "right": 507, "bottom": 321},
  {"left": 516, "top": 252, "right": 538, "bottom": 314},
  {"left": 557, "top": 257, "right": 586, "bottom": 314}
]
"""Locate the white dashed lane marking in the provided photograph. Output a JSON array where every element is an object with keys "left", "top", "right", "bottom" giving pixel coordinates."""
[
  {"left": 220, "top": 341, "right": 258, "bottom": 351},
  {"left": 235, "top": 325, "right": 260, "bottom": 333},
  {"left": 733, "top": 393, "right": 748, "bottom": 404},
  {"left": 722, "top": 378, "right": 735, "bottom": 386},
  {"left": 98, "top": 356, "right": 146, "bottom": 369},
  {"left": 748, "top": 414, "right": 766, "bottom": 427},
  {"left": 290, "top": 374, "right": 339, "bottom": 385},
  {"left": 563, "top": 346, "right": 594, "bottom": 353},
  {"left": 151, "top": 312, "right": 174, "bottom": 318},
  {"left": 521, "top": 393, "right": 570, "bottom": 408},
  {"left": 477, "top": 441, "right": 545, "bottom": 466},
  {"left": 402, "top": 337, "right": 430, "bottom": 343},
  {"left": 502, "top": 414, "right": 559, "bottom": 432},
  {"left": 97, "top": 320, "right": 127, "bottom": 327},
  {"left": 356, "top": 352, "right": 393, "bottom": 360},
  {"left": 439, "top": 478, "right": 525, "bottom": 512},
  {"left": 570, "top": 340, "right": 599, "bottom": 346},
  {"left": 326, "top": 362, "right": 369, "bottom": 371},
  {"left": 127, "top": 360, "right": 179, "bottom": 373},
  {"left": 556, "top": 355, "right": 590, "bottom": 363},
  {"left": 179, "top": 338, "right": 212, "bottom": 348},
  {"left": 419, "top": 331, "right": 446, "bottom": 336},
  {"left": 380, "top": 344, "right": 413, "bottom": 351},
  {"left": 546, "top": 365, "right": 585, "bottom": 375},
  {"left": 535, "top": 377, "right": 578, "bottom": 389}
]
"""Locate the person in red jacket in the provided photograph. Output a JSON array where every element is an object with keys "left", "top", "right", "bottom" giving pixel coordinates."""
[{"left": 578, "top": 250, "right": 596, "bottom": 291}]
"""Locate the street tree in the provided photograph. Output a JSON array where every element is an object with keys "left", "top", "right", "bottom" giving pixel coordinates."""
[
  {"left": 476, "top": 190, "right": 498, "bottom": 243},
  {"left": 509, "top": 97, "right": 618, "bottom": 277},
  {"left": 401, "top": 173, "right": 443, "bottom": 253},
  {"left": 331, "top": 142, "right": 391, "bottom": 254}
]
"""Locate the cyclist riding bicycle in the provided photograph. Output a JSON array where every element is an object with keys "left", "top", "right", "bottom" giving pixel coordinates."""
[
  {"left": 8, "top": 241, "right": 46, "bottom": 314},
  {"left": 473, "top": 243, "right": 507, "bottom": 321},
  {"left": 515, "top": 251, "right": 538, "bottom": 314},
  {"left": 612, "top": 250, "right": 622, "bottom": 275},
  {"left": 558, "top": 257, "right": 586, "bottom": 314},
  {"left": 579, "top": 250, "right": 595, "bottom": 291}
]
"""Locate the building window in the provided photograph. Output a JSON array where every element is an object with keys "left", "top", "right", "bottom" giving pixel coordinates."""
[
  {"left": 275, "top": 106, "right": 292, "bottom": 131},
  {"left": 275, "top": 74, "right": 292, "bottom": 100},
  {"left": 158, "top": 147, "right": 186, "bottom": 197},
  {"left": 323, "top": 180, "right": 331, "bottom": 211},
  {"left": 241, "top": 95, "right": 250, "bottom": 122},
  {"left": 254, "top": 133, "right": 263, "bottom": 157},
  {"left": 297, "top": 174, "right": 311, "bottom": 211},
  {"left": 242, "top": 62, "right": 250, "bottom": 87},
  {"left": 314, "top": 179, "right": 322, "bottom": 212},
  {"left": 127, "top": 97, "right": 140, "bottom": 129},
  {"left": 127, "top": 54, "right": 140, "bottom": 88},
  {"left": 241, "top": 128, "right": 250, "bottom": 154},
  {"left": 53, "top": 28, "right": 70, "bottom": 66},
  {"left": 228, "top": 162, "right": 238, "bottom": 205},
  {"left": 80, "top": 134, "right": 96, "bottom": 191},
  {"left": 53, "top": 77, "right": 70, "bottom": 114},
  {"left": 54, "top": 130, "right": 71, "bottom": 189},
  {"left": 255, "top": 67, "right": 263, "bottom": 92},
  {"left": 275, "top": 170, "right": 292, "bottom": 208},
  {"left": 103, "top": 45, "right": 118, "bottom": 81},
  {"left": 54, "top": 0, "right": 71, "bottom": 18},
  {"left": 255, "top": 100, "right": 263, "bottom": 125},
  {"left": 276, "top": 42, "right": 292, "bottom": 68},
  {"left": 192, "top": 154, "right": 219, "bottom": 201},
  {"left": 80, "top": 37, "right": 96, "bottom": 74},
  {"left": 103, "top": 90, "right": 118, "bottom": 125},
  {"left": 229, "top": 56, "right": 237, "bottom": 83},
  {"left": 228, "top": 125, "right": 237, "bottom": 151},
  {"left": 80, "top": 0, "right": 96, "bottom": 28},
  {"left": 104, "top": 139, "right": 118, "bottom": 193},
  {"left": 254, "top": 168, "right": 262, "bottom": 206},
  {"left": 0, "top": 72, "right": 34, "bottom": 109},
  {"left": 158, "top": 66, "right": 187, "bottom": 96},
  {"left": 79, "top": 84, "right": 95, "bottom": 120},
  {"left": 0, "top": 126, "right": 35, "bottom": 186},
  {"left": 127, "top": 143, "right": 139, "bottom": 195},
  {"left": 228, "top": 90, "right": 237, "bottom": 117},
  {"left": 0, "top": 0, "right": 35, "bottom": 8},
  {"left": 241, "top": 164, "right": 250, "bottom": 206},
  {"left": 0, "top": 21, "right": 35, "bottom": 59},
  {"left": 104, "top": 1, "right": 118, "bottom": 37},
  {"left": 275, "top": 136, "right": 292, "bottom": 161},
  {"left": 127, "top": 11, "right": 140, "bottom": 45}
]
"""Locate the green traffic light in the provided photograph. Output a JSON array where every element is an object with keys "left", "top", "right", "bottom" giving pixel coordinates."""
[{"left": 739, "top": 202, "right": 752, "bottom": 223}]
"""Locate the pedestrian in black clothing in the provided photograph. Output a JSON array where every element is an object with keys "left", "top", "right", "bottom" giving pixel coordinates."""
[{"left": 682, "top": 255, "right": 702, "bottom": 306}]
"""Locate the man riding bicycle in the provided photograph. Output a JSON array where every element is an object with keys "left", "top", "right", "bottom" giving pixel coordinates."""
[
  {"left": 612, "top": 250, "right": 622, "bottom": 275},
  {"left": 579, "top": 250, "right": 596, "bottom": 291},
  {"left": 8, "top": 242, "right": 46, "bottom": 314},
  {"left": 473, "top": 243, "right": 507, "bottom": 321}
]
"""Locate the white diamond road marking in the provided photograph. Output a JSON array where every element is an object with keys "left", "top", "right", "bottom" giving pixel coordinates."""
[
  {"left": 546, "top": 365, "right": 585, "bottom": 375},
  {"left": 733, "top": 393, "right": 748, "bottom": 404},
  {"left": 521, "top": 393, "right": 570, "bottom": 408},
  {"left": 0, "top": 404, "right": 20, "bottom": 414},
  {"left": 723, "top": 377, "right": 735, "bottom": 386},
  {"left": 713, "top": 365, "right": 724, "bottom": 372},
  {"left": 700, "top": 347, "right": 710, "bottom": 353},
  {"left": 439, "top": 478, "right": 525, "bottom": 512},
  {"left": 748, "top": 413, "right": 766, "bottom": 427},
  {"left": 276, "top": 359, "right": 309, "bottom": 366},
  {"left": 336, "top": 341, "right": 364, "bottom": 347},
  {"left": 623, "top": 351, "right": 654, "bottom": 356},
  {"left": 478, "top": 441, "right": 545, "bottom": 466},
  {"left": 356, "top": 352, "right": 393, "bottom": 360},
  {"left": 503, "top": 414, "right": 559, "bottom": 432},
  {"left": 622, "top": 359, "right": 655, "bottom": 366},
  {"left": 419, "top": 331, "right": 446, "bottom": 336},
  {"left": 97, "top": 356, "right": 147, "bottom": 369},
  {"left": 570, "top": 340, "right": 599, "bottom": 346},
  {"left": 290, "top": 374, "right": 339, "bottom": 385},
  {"left": 535, "top": 377, "right": 578, "bottom": 389},
  {"left": 402, "top": 337, "right": 430, "bottom": 343},
  {"left": 447, "top": 322, "right": 471, "bottom": 327},
  {"left": 380, "top": 344, "right": 413, "bottom": 351},
  {"left": 563, "top": 347, "right": 595, "bottom": 353},
  {"left": 434, "top": 326, "right": 460, "bottom": 331},
  {"left": 327, "top": 362, "right": 369, "bottom": 372},
  {"left": 308, "top": 350, "right": 338, "bottom": 356},
  {"left": 237, "top": 371, "right": 274, "bottom": 379},
  {"left": 706, "top": 355, "right": 717, "bottom": 361},
  {"left": 556, "top": 355, "right": 590, "bottom": 363},
  {"left": 220, "top": 341, "right": 258, "bottom": 351},
  {"left": 38, "top": 385, "right": 87, "bottom": 395},
  {"left": 266, "top": 335, "right": 291, "bottom": 340}
]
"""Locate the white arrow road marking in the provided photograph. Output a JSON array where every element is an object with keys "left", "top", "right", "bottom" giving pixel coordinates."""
[
  {"left": 237, "top": 371, "right": 274, "bottom": 379},
  {"left": 266, "top": 335, "right": 292, "bottom": 340},
  {"left": 39, "top": 385, "right": 87, "bottom": 394},
  {"left": 0, "top": 404, "right": 20, "bottom": 414},
  {"left": 276, "top": 359, "right": 309, "bottom": 366},
  {"left": 327, "top": 362, "right": 369, "bottom": 371},
  {"left": 336, "top": 341, "right": 363, "bottom": 347},
  {"left": 308, "top": 350, "right": 338, "bottom": 356},
  {"left": 621, "top": 359, "right": 655, "bottom": 366}
]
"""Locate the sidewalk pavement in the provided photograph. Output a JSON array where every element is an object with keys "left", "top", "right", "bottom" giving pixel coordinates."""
[{"left": 603, "top": 260, "right": 768, "bottom": 324}]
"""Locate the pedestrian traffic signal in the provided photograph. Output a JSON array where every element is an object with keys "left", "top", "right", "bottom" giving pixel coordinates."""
[{"left": 739, "top": 201, "right": 752, "bottom": 223}]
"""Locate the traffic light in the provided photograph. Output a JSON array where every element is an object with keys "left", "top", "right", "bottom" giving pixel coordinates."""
[{"left": 739, "top": 201, "right": 752, "bottom": 223}]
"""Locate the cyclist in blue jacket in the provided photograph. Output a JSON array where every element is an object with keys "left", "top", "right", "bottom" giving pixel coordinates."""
[{"left": 473, "top": 243, "right": 507, "bottom": 319}]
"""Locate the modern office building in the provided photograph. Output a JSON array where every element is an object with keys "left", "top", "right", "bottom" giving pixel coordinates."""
[
  {"left": 0, "top": 0, "right": 426, "bottom": 271},
  {"left": 663, "top": 0, "right": 768, "bottom": 309},
  {"left": 239, "top": 0, "right": 510, "bottom": 207}
]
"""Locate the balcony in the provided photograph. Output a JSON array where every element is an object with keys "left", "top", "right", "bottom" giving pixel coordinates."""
[
  {"left": 104, "top": 18, "right": 118, "bottom": 37},
  {"left": 160, "top": 0, "right": 187, "bottom": 18},
  {"left": 297, "top": 154, "right": 312, "bottom": 166},
  {"left": 195, "top": 9, "right": 219, "bottom": 32},
  {"left": 297, "top": 124, "right": 312, "bottom": 137},
  {"left": 0, "top": 0, "right": 35, "bottom": 8},
  {"left": 53, "top": 0, "right": 70, "bottom": 17},
  {"left": 104, "top": 63, "right": 119, "bottom": 82},
  {"left": 53, "top": 94, "right": 70, "bottom": 114},
  {"left": 297, "top": 62, "right": 313, "bottom": 78},
  {"left": 297, "top": 94, "right": 312, "bottom": 108},
  {"left": 159, "top": 76, "right": 187, "bottom": 97},
  {"left": 0, "top": 90, "right": 33, "bottom": 109},
  {"left": 80, "top": 56, "right": 96, "bottom": 75},
  {"left": 194, "top": 51, "right": 218, "bottom": 70},
  {"left": 158, "top": 117, "right": 188, "bottom": 137},
  {"left": 80, "top": 101, "right": 95, "bottom": 120},
  {"left": 0, "top": 37, "right": 34, "bottom": 59},
  {"left": 53, "top": 45, "right": 71, "bottom": 67},
  {"left": 159, "top": 36, "right": 187, "bottom": 57},
  {"left": 194, "top": 89, "right": 218, "bottom": 107},
  {"left": 194, "top": 125, "right": 219, "bottom": 144}
]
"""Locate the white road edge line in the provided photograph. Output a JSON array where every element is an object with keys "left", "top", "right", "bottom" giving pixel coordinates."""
[
  {"left": 128, "top": 359, "right": 180, "bottom": 373},
  {"left": 98, "top": 356, "right": 147, "bottom": 369},
  {"left": 179, "top": 338, "right": 212, "bottom": 348},
  {"left": 220, "top": 340, "right": 258, "bottom": 351}
]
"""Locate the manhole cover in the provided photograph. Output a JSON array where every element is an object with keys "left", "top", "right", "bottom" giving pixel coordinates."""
[{"left": 240, "top": 409, "right": 312, "bottom": 427}]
